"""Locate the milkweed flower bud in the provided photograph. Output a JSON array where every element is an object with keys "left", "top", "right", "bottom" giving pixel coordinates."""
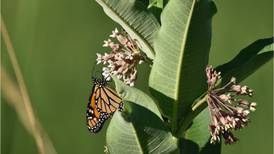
[
  {"left": 206, "top": 66, "right": 257, "bottom": 144},
  {"left": 96, "top": 28, "right": 148, "bottom": 86}
]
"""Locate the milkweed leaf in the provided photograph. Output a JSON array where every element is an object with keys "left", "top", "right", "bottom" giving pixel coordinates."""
[
  {"left": 96, "top": 0, "right": 160, "bottom": 59},
  {"left": 149, "top": 0, "right": 216, "bottom": 132}
]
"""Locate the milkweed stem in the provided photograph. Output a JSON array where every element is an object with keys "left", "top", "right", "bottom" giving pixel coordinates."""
[{"left": 175, "top": 94, "right": 208, "bottom": 137}]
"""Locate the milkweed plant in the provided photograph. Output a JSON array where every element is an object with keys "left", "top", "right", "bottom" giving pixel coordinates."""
[{"left": 93, "top": 0, "right": 273, "bottom": 153}]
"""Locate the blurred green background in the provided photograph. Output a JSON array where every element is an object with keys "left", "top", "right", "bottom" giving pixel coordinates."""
[{"left": 1, "top": 0, "right": 272, "bottom": 154}]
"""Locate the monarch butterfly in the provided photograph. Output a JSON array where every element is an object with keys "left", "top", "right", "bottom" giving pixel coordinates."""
[{"left": 86, "top": 77, "right": 123, "bottom": 133}]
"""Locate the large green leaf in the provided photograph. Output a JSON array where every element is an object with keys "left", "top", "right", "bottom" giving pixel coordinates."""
[
  {"left": 182, "top": 107, "right": 221, "bottom": 154},
  {"left": 149, "top": 0, "right": 216, "bottom": 131},
  {"left": 216, "top": 37, "right": 273, "bottom": 84},
  {"left": 106, "top": 102, "right": 178, "bottom": 154},
  {"left": 185, "top": 109, "right": 210, "bottom": 148},
  {"left": 107, "top": 78, "right": 178, "bottom": 154},
  {"left": 112, "top": 77, "right": 161, "bottom": 118},
  {"left": 96, "top": 0, "right": 160, "bottom": 59}
]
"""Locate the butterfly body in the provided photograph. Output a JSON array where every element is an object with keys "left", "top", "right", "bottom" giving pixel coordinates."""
[{"left": 86, "top": 77, "right": 123, "bottom": 133}]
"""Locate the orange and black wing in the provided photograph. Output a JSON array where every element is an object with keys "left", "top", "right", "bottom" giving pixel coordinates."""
[
  {"left": 95, "top": 86, "right": 123, "bottom": 115},
  {"left": 86, "top": 85, "right": 110, "bottom": 133}
]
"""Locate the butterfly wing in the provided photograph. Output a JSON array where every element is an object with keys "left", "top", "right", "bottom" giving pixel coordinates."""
[
  {"left": 86, "top": 79, "right": 123, "bottom": 133},
  {"left": 95, "top": 86, "right": 123, "bottom": 115},
  {"left": 86, "top": 85, "right": 109, "bottom": 133}
]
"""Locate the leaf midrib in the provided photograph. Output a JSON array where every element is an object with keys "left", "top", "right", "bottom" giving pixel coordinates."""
[
  {"left": 172, "top": 0, "right": 196, "bottom": 132},
  {"left": 97, "top": 0, "right": 156, "bottom": 57}
]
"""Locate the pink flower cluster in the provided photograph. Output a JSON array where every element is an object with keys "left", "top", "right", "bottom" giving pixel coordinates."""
[
  {"left": 96, "top": 29, "right": 146, "bottom": 86},
  {"left": 206, "top": 66, "right": 257, "bottom": 144}
]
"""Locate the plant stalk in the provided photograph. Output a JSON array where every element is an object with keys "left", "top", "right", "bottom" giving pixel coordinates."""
[
  {"left": 176, "top": 93, "right": 208, "bottom": 137},
  {"left": 1, "top": 15, "right": 56, "bottom": 154}
]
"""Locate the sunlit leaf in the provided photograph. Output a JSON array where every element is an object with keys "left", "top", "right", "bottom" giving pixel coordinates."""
[
  {"left": 107, "top": 102, "right": 178, "bottom": 154},
  {"left": 149, "top": 0, "right": 216, "bottom": 131},
  {"left": 96, "top": 0, "right": 160, "bottom": 59},
  {"left": 113, "top": 77, "right": 161, "bottom": 118}
]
